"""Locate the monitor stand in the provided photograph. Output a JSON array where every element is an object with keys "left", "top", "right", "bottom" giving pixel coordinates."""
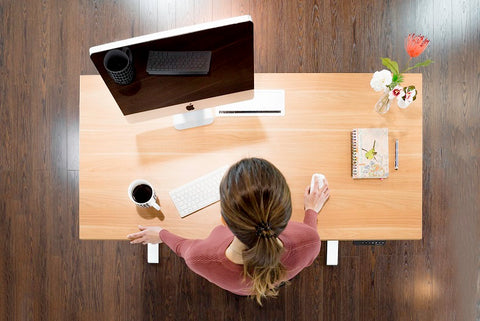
[{"left": 172, "top": 108, "right": 215, "bottom": 130}]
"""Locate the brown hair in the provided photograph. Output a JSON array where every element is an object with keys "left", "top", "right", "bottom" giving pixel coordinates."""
[{"left": 219, "top": 158, "right": 292, "bottom": 304}]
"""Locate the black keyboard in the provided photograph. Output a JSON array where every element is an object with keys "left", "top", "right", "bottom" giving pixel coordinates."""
[{"left": 146, "top": 51, "right": 212, "bottom": 75}]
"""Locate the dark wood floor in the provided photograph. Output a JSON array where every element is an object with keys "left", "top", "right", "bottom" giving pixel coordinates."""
[{"left": 1, "top": 0, "right": 478, "bottom": 320}]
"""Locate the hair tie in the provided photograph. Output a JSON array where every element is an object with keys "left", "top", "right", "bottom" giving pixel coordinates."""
[{"left": 255, "top": 221, "right": 275, "bottom": 239}]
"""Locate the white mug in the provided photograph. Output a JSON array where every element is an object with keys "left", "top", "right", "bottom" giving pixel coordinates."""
[{"left": 127, "top": 179, "right": 161, "bottom": 211}]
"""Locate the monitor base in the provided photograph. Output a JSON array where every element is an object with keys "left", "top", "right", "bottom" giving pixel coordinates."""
[{"left": 173, "top": 108, "right": 215, "bottom": 130}]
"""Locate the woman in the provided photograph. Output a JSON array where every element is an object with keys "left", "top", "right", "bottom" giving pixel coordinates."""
[{"left": 127, "top": 158, "right": 330, "bottom": 304}]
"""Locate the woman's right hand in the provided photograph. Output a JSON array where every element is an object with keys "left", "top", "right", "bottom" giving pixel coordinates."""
[{"left": 304, "top": 179, "right": 330, "bottom": 213}]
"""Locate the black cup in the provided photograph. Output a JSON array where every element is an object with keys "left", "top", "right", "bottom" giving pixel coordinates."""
[{"left": 103, "top": 47, "right": 135, "bottom": 85}]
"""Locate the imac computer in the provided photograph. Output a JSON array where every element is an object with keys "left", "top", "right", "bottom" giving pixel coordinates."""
[{"left": 89, "top": 15, "right": 254, "bottom": 130}]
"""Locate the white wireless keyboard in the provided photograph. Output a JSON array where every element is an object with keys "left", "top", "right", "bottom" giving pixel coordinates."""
[{"left": 169, "top": 165, "right": 229, "bottom": 217}]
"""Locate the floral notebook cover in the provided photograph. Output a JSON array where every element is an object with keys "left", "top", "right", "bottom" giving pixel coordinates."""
[{"left": 351, "top": 128, "right": 389, "bottom": 179}]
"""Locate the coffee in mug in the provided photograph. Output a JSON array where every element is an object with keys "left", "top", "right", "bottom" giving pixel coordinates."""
[
  {"left": 128, "top": 179, "right": 161, "bottom": 211},
  {"left": 132, "top": 184, "right": 153, "bottom": 203}
]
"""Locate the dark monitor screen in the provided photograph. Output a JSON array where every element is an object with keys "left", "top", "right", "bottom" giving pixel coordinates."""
[{"left": 89, "top": 16, "right": 254, "bottom": 121}]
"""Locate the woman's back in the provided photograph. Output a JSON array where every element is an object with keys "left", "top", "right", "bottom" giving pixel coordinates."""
[{"left": 159, "top": 211, "right": 321, "bottom": 296}]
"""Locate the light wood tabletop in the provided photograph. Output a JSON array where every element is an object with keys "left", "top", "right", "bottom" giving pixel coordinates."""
[{"left": 79, "top": 73, "right": 422, "bottom": 241}]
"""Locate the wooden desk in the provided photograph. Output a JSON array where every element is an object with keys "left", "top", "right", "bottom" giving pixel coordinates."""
[{"left": 79, "top": 73, "right": 422, "bottom": 240}]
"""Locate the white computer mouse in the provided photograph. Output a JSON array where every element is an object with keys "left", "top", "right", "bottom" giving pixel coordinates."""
[{"left": 310, "top": 173, "right": 326, "bottom": 192}]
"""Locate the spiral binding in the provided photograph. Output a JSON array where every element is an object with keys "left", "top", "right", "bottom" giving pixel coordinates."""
[{"left": 351, "top": 129, "right": 358, "bottom": 178}]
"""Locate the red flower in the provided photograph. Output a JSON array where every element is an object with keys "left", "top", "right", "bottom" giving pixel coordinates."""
[{"left": 405, "top": 34, "right": 430, "bottom": 58}]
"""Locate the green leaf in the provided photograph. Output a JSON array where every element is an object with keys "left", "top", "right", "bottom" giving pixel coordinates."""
[
  {"left": 404, "top": 59, "right": 434, "bottom": 72},
  {"left": 388, "top": 73, "right": 404, "bottom": 88},
  {"left": 381, "top": 57, "right": 400, "bottom": 75},
  {"left": 395, "top": 74, "right": 404, "bottom": 85}
]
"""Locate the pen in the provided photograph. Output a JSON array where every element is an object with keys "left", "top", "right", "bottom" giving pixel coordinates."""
[{"left": 395, "top": 139, "right": 399, "bottom": 170}]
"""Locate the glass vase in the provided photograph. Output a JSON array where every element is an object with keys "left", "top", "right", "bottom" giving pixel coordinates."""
[{"left": 374, "top": 91, "right": 392, "bottom": 114}]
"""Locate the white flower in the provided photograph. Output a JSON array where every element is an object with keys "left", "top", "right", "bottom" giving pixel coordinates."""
[
  {"left": 370, "top": 70, "right": 393, "bottom": 92},
  {"left": 388, "top": 85, "right": 405, "bottom": 100},
  {"left": 397, "top": 88, "right": 416, "bottom": 109}
]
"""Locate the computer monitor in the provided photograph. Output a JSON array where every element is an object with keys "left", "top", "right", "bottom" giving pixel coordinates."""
[{"left": 89, "top": 16, "right": 254, "bottom": 130}]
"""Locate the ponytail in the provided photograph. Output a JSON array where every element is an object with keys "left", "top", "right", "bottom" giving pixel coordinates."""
[{"left": 243, "top": 236, "right": 287, "bottom": 304}]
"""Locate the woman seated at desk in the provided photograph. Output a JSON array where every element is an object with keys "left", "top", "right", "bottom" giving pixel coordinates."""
[{"left": 127, "top": 157, "right": 329, "bottom": 305}]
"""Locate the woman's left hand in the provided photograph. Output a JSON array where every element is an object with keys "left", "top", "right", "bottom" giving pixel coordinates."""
[
  {"left": 127, "top": 225, "right": 163, "bottom": 244},
  {"left": 304, "top": 179, "right": 330, "bottom": 213}
]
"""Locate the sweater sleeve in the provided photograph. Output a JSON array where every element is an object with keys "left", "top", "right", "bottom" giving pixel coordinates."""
[
  {"left": 159, "top": 229, "right": 196, "bottom": 258},
  {"left": 303, "top": 209, "right": 318, "bottom": 228}
]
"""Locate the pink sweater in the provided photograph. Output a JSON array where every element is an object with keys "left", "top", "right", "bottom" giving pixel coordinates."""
[{"left": 159, "top": 209, "right": 321, "bottom": 295}]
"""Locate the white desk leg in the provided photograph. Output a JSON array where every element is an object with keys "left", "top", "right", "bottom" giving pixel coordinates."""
[
  {"left": 326, "top": 240, "right": 339, "bottom": 266},
  {"left": 147, "top": 243, "right": 159, "bottom": 264}
]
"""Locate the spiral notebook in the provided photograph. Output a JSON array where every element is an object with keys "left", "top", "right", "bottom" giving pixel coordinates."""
[{"left": 351, "top": 128, "right": 389, "bottom": 179}]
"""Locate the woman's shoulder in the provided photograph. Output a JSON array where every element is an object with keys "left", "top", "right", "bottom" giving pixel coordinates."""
[
  {"left": 280, "top": 221, "right": 320, "bottom": 248},
  {"left": 208, "top": 225, "right": 234, "bottom": 240},
  {"left": 279, "top": 222, "right": 321, "bottom": 267},
  {"left": 184, "top": 225, "right": 234, "bottom": 261},
  {"left": 283, "top": 220, "right": 319, "bottom": 234}
]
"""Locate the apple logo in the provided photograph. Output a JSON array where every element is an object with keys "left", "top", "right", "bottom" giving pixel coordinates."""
[{"left": 186, "top": 103, "right": 195, "bottom": 111}]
